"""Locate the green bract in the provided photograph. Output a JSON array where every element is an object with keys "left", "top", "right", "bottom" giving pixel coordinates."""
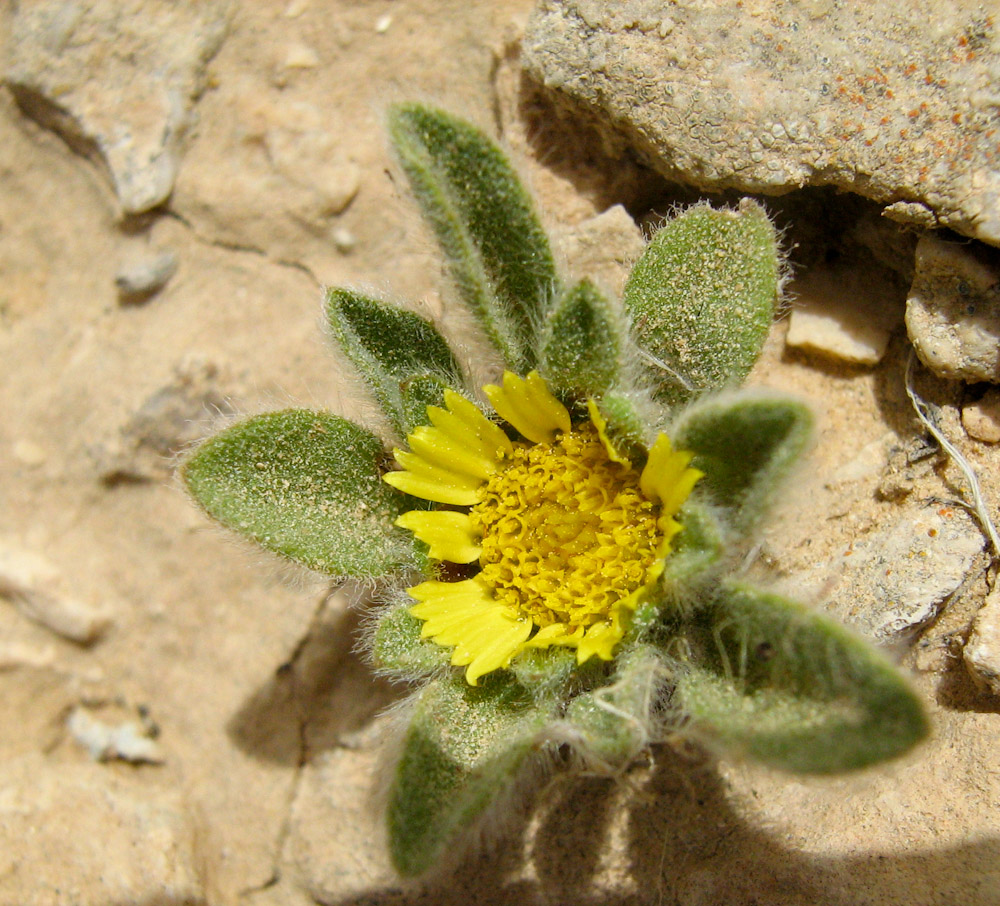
[{"left": 181, "top": 103, "right": 928, "bottom": 877}]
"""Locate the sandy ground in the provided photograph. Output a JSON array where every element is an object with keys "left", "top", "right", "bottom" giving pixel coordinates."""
[{"left": 1, "top": 3, "right": 999, "bottom": 905}]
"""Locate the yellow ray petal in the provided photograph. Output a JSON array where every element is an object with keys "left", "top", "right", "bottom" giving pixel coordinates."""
[
  {"left": 440, "top": 390, "right": 514, "bottom": 459},
  {"left": 484, "top": 371, "right": 570, "bottom": 444},
  {"left": 640, "top": 434, "right": 703, "bottom": 514},
  {"left": 407, "top": 577, "right": 531, "bottom": 684},
  {"left": 576, "top": 620, "right": 621, "bottom": 663},
  {"left": 407, "top": 426, "right": 499, "bottom": 480},
  {"left": 658, "top": 466, "right": 704, "bottom": 518},
  {"left": 524, "top": 371, "right": 572, "bottom": 433},
  {"left": 524, "top": 622, "right": 583, "bottom": 649},
  {"left": 395, "top": 510, "right": 481, "bottom": 563},
  {"left": 383, "top": 468, "right": 480, "bottom": 505},
  {"left": 463, "top": 618, "right": 533, "bottom": 685}
]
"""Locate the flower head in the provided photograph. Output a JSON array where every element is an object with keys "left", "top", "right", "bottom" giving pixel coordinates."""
[{"left": 383, "top": 371, "right": 702, "bottom": 684}]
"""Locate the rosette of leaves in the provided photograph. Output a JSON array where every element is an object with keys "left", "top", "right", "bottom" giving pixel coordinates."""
[{"left": 182, "top": 103, "right": 928, "bottom": 877}]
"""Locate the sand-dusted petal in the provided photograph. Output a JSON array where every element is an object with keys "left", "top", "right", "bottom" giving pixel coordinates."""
[
  {"left": 407, "top": 425, "right": 498, "bottom": 480},
  {"left": 484, "top": 371, "right": 569, "bottom": 444},
  {"left": 439, "top": 390, "right": 513, "bottom": 458},
  {"left": 395, "top": 510, "right": 481, "bottom": 563}
]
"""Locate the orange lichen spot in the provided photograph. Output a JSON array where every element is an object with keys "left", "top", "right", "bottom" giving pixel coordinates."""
[
  {"left": 952, "top": 113, "right": 962, "bottom": 124},
  {"left": 886, "top": 89, "right": 894, "bottom": 99},
  {"left": 904, "top": 63, "right": 918, "bottom": 76}
]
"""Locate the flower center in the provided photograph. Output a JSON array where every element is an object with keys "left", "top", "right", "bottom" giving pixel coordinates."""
[{"left": 470, "top": 424, "right": 661, "bottom": 631}]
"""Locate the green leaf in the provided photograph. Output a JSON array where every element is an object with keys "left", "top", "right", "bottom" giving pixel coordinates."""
[
  {"left": 660, "top": 501, "right": 726, "bottom": 590},
  {"left": 389, "top": 103, "right": 559, "bottom": 372},
  {"left": 673, "top": 580, "right": 929, "bottom": 774},
  {"left": 672, "top": 392, "right": 813, "bottom": 532},
  {"left": 372, "top": 604, "right": 450, "bottom": 677},
  {"left": 623, "top": 200, "right": 779, "bottom": 406},
  {"left": 326, "top": 289, "right": 461, "bottom": 435},
  {"left": 182, "top": 410, "right": 414, "bottom": 576},
  {"left": 388, "top": 672, "right": 547, "bottom": 876},
  {"left": 564, "top": 644, "right": 663, "bottom": 769},
  {"left": 541, "top": 279, "right": 623, "bottom": 396}
]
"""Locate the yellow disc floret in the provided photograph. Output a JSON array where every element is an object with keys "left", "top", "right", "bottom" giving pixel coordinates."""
[{"left": 473, "top": 424, "right": 660, "bottom": 632}]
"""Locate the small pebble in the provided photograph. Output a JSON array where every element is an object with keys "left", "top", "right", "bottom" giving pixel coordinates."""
[
  {"left": 962, "top": 388, "right": 1000, "bottom": 443},
  {"left": 282, "top": 42, "right": 319, "bottom": 69},
  {"left": 964, "top": 585, "right": 1000, "bottom": 696},
  {"left": 115, "top": 249, "right": 178, "bottom": 303},
  {"left": 375, "top": 14, "right": 392, "bottom": 33},
  {"left": 12, "top": 439, "right": 47, "bottom": 467},
  {"left": 332, "top": 226, "right": 357, "bottom": 253},
  {"left": 0, "top": 544, "right": 112, "bottom": 644}
]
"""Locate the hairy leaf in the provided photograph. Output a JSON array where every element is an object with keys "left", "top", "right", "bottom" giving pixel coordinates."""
[
  {"left": 372, "top": 604, "right": 451, "bottom": 677},
  {"left": 388, "top": 672, "right": 547, "bottom": 876},
  {"left": 672, "top": 392, "right": 813, "bottom": 533},
  {"left": 389, "top": 103, "right": 558, "bottom": 371},
  {"left": 624, "top": 200, "right": 779, "bottom": 406},
  {"left": 674, "top": 581, "right": 929, "bottom": 774},
  {"left": 182, "top": 410, "right": 413, "bottom": 575},
  {"left": 541, "top": 278, "right": 623, "bottom": 396},
  {"left": 326, "top": 288, "right": 460, "bottom": 435}
]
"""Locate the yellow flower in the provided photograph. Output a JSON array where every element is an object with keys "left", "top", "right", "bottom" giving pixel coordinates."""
[{"left": 383, "top": 371, "right": 702, "bottom": 684}]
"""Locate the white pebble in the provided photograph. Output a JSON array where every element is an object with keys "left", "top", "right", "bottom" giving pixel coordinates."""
[{"left": 67, "top": 708, "right": 165, "bottom": 764}]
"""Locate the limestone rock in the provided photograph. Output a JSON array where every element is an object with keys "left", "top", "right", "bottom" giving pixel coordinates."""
[
  {"left": 522, "top": 0, "right": 1000, "bottom": 246},
  {"left": 0, "top": 754, "right": 205, "bottom": 905},
  {"left": 115, "top": 248, "right": 178, "bottom": 302},
  {"left": 0, "top": 542, "right": 113, "bottom": 644},
  {"left": 821, "top": 503, "right": 984, "bottom": 642},
  {"left": 5, "top": 0, "right": 230, "bottom": 214},
  {"left": 906, "top": 235, "right": 1000, "bottom": 382}
]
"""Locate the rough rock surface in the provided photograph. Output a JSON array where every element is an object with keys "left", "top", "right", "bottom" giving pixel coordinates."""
[
  {"left": 817, "top": 503, "right": 985, "bottom": 642},
  {"left": 963, "top": 387, "right": 1000, "bottom": 442},
  {"left": 522, "top": 0, "right": 1000, "bottom": 246},
  {"left": 0, "top": 754, "right": 204, "bottom": 906},
  {"left": 785, "top": 257, "right": 905, "bottom": 365}
]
